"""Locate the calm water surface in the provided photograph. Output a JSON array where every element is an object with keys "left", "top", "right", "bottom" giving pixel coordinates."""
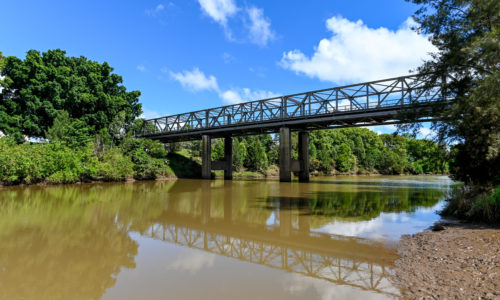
[{"left": 0, "top": 176, "right": 453, "bottom": 299}]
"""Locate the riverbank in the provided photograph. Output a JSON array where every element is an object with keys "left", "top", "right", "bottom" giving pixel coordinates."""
[{"left": 393, "top": 221, "right": 500, "bottom": 299}]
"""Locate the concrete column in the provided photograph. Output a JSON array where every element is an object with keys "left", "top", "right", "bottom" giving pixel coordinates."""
[
  {"left": 224, "top": 136, "right": 233, "bottom": 180},
  {"left": 279, "top": 127, "right": 292, "bottom": 182},
  {"left": 298, "top": 131, "right": 310, "bottom": 182},
  {"left": 202, "top": 135, "right": 211, "bottom": 179}
]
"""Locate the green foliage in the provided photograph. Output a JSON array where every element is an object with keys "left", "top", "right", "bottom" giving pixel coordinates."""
[
  {"left": 0, "top": 49, "right": 142, "bottom": 140},
  {"left": 46, "top": 110, "right": 92, "bottom": 147},
  {"left": 245, "top": 139, "right": 268, "bottom": 171},
  {"left": 96, "top": 149, "right": 134, "bottom": 181},
  {"left": 405, "top": 0, "right": 499, "bottom": 188},
  {"left": 308, "top": 128, "right": 448, "bottom": 175},
  {"left": 211, "top": 139, "right": 225, "bottom": 161},
  {"left": 233, "top": 140, "right": 247, "bottom": 171},
  {"left": 442, "top": 186, "right": 500, "bottom": 224},
  {"left": 335, "top": 143, "right": 356, "bottom": 172},
  {"left": 0, "top": 136, "right": 200, "bottom": 184}
]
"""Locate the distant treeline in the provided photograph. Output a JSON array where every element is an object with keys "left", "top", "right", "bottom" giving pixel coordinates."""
[{"left": 185, "top": 127, "right": 449, "bottom": 175}]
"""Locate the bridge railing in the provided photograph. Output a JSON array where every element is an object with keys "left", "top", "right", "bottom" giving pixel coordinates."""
[{"left": 139, "top": 74, "right": 446, "bottom": 137}]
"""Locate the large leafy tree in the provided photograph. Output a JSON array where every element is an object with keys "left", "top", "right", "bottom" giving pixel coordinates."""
[
  {"left": 0, "top": 49, "right": 142, "bottom": 141},
  {"left": 406, "top": 0, "right": 499, "bottom": 188}
]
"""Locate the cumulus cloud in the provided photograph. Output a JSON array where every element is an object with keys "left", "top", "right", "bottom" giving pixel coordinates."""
[
  {"left": 169, "top": 67, "right": 219, "bottom": 92},
  {"left": 136, "top": 65, "right": 146, "bottom": 72},
  {"left": 246, "top": 6, "right": 275, "bottom": 47},
  {"left": 281, "top": 16, "right": 436, "bottom": 83},
  {"left": 197, "top": 0, "right": 275, "bottom": 46},
  {"left": 198, "top": 0, "right": 238, "bottom": 26},
  {"left": 220, "top": 88, "right": 279, "bottom": 104},
  {"left": 170, "top": 67, "right": 278, "bottom": 104}
]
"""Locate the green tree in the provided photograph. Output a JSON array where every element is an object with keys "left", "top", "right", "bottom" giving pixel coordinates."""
[
  {"left": 46, "top": 110, "right": 92, "bottom": 147},
  {"left": 0, "top": 49, "right": 142, "bottom": 140},
  {"left": 246, "top": 140, "right": 268, "bottom": 171},
  {"left": 211, "top": 139, "right": 225, "bottom": 161},
  {"left": 233, "top": 140, "right": 247, "bottom": 171},
  {"left": 405, "top": 0, "right": 499, "bottom": 188},
  {"left": 335, "top": 143, "right": 357, "bottom": 172}
]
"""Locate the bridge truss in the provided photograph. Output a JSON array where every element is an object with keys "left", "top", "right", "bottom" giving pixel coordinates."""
[
  {"left": 139, "top": 74, "right": 449, "bottom": 141},
  {"left": 146, "top": 223, "right": 399, "bottom": 297}
]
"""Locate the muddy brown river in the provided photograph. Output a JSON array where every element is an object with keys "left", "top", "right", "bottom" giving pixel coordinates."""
[{"left": 0, "top": 176, "right": 453, "bottom": 299}]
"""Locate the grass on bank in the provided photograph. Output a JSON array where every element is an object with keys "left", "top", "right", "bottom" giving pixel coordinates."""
[{"left": 442, "top": 186, "right": 500, "bottom": 224}]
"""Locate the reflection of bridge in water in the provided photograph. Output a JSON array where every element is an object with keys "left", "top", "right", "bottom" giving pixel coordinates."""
[{"left": 142, "top": 182, "right": 400, "bottom": 297}]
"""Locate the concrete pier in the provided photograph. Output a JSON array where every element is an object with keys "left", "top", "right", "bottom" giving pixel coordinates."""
[
  {"left": 279, "top": 127, "right": 292, "bottom": 182},
  {"left": 202, "top": 135, "right": 211, "bottom": 179},
  {"left": 298, "top": 131, "right": 310, "bottom": 182},
  {"left": 223, "top": 137, "right": 233, "bottom": 180},
  {"left": 202, "top": 135, "right": 233, "bottom": 180},
  {"left": 279, "top": 128, "right": 309, "bottom": 182}
]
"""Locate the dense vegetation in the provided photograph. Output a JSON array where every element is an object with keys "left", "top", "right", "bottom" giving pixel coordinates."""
[
  {"left": 201, "top": 128, "right": 449, "bottom": 175},
  {"left": 0, "top": 49, "right": 141, "bottom": 143},
  {"left": 0, "top": 49, "right": 449, "bottom": 185},
  {"left": 0, "top": 50, "right": 198, "bottom": 184},
  {"left": 405, "top": 0, "right": 499, "bottom": 222}
]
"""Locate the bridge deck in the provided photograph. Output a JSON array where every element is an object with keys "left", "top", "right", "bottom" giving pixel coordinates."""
[{"left": 138, "top": 74, "right": 448, "bottom": 142}]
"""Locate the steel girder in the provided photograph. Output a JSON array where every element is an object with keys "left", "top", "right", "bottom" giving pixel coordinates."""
[{"left": 138, "top": 74, "right": 450, "bottom": 142}]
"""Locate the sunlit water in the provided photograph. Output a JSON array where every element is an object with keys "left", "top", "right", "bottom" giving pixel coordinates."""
[{"left": 0, "top": 176, "right": 453, "bottom": 299}]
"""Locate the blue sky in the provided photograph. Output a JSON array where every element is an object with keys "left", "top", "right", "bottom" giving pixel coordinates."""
[{"left": 1, "top": 0, "right": 436, "bottom": 136}]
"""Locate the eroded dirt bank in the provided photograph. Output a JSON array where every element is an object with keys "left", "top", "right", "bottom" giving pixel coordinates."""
[{"left": 394, "top": 222, "right": 500, "bottom": 299}]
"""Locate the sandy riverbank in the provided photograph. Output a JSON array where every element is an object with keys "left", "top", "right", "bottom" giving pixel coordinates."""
[{"left": 393, "top": 222, "right": 500, "bottom": 299}]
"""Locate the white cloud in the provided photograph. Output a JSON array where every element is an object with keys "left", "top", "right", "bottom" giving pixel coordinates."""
[
  {"left": 140, "top": 108, "right": 163, "bottom": 119},
  {"left": 170, "top": 67, "right": 278, "bottom": 104},
  {"left": 169, "top": 67, "right": 219, "bottom": 92},
  {"left": 170, "top": 67, "right": 279, "bottom": 104},
  {"left": 221, "top": 52, "right": 235, "bottom": 64},
  {"left": 246, "top": 6, "right": 275, "bottom": 47},
  {"left": 419, "top": 126, "right": 436, "bottom": 138},
  {"left": 198, "top": 0, "right": 237, "bottom": 26},
  {"left": 220, "top": 88, "right": 279, "bottom": 104},
  {"left": 145, "top": 3, "right": 166, "bottom": 16},
  {"left": 168, "top": 249, "right": 216, "bottom": 275},
  {"left": 197, "top": 0, "right": 275, "bottom": 46},
  {"left": 284, "top": 273, "right": 396, "bottom": 300},
  {"left": 136, "top": 65, "right": 146, "bottom": 72},
  {"left": 281, "top": 16, "right": 436, "bottom": 83}
]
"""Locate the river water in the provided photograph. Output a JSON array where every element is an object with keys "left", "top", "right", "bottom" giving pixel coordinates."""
[{"left": 0, "top": 176, "right": 453, "bottom": 299}]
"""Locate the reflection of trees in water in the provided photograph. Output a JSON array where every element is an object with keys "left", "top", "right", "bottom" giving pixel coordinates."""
[
  {"left": 308, "top": 188, "right": 445, "bottom": 219},
  {"left": 264, "top": 187, "right": 446, "bottom": 224},
  {"left": 0, "top": 183, "right": 174, "bottom": 300},
  {"left": 0, "top": 179, "right": 447, "bottom": 299},
  {"left": 0, "top": 205, "right": 138, "bottom": 299}
]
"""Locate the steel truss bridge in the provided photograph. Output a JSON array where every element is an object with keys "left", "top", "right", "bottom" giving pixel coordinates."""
[
  {"left": 138, "top": 74, "right": 450, "bottom": 141},
  {"left": 143, "top": 213, "right": 399, "bottom": 297}
]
